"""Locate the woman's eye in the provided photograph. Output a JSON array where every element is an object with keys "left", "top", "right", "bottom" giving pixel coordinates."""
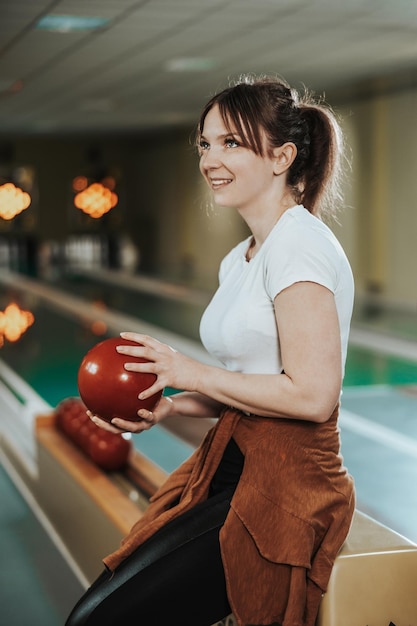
[
  {"left": 198, "top": 140, "right": 209, "bottom": 152},
  {"left": 225, "top": 137, "right": 239, "bottom": 148}
]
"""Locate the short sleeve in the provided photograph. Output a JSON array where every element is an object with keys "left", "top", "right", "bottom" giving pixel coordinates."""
[{"left": 264, "top": 224, "right": 340, "bottom": 300}]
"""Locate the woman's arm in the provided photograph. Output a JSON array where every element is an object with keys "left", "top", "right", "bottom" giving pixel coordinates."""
[
  {"left": 98, "top": 281, "right": 342, "bottom": 433},
  {"left": 194, "top": 281, "right": 342, "bottom": 422},
  {"left": 165, "top": 391, "right": 225, "bottom": 419}
]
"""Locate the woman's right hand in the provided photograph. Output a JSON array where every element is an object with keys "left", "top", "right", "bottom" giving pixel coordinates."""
[{"left": 88, "top": 395, "right": 175, "bottom": 435}]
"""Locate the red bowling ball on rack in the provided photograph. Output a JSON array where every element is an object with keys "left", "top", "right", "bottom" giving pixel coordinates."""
[
  {"left": 55, "top": 397, "right": 132, "bottom": 471},
  {"left": 77, "top": 337, "right": 162, "bottom": 423}
]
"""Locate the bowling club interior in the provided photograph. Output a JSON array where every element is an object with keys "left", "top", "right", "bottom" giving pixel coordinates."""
[{"left": 1, "top": 2, "right": 417, "bottom": 624}]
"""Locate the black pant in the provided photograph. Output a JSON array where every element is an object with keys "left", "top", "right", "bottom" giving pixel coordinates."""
[{"left": 65, "top": 439, "right": 244, "bottom": 626}]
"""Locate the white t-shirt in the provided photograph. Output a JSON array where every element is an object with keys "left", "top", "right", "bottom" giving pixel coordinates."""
[{"left": 199, "top": 205, "right": 354, "bottom": 376}]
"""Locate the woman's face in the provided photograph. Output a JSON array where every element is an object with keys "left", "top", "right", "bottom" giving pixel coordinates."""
[{"left": 198, "top": 105, "right": 278, "bottom": 214}]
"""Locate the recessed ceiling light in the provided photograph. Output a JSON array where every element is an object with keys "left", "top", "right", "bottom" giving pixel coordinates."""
[
  {"left": 35, "top": 15, "right": 110, "bottom": 33},
  {"left": 165, "top": 57, "right": 216, "bottom": 72}
]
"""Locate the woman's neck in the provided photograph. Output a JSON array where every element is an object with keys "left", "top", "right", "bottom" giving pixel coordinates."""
[{"left": 242, "top": 195, "right": 297, "bottom": 251}]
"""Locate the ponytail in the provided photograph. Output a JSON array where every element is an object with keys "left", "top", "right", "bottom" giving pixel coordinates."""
[{"left": 295, "top": 102, "right": 345, "bottom": 219}]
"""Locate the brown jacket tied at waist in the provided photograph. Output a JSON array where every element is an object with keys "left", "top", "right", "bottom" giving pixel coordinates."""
[{"left": 104, "top": 406, "right": 355, "bottom": 626}]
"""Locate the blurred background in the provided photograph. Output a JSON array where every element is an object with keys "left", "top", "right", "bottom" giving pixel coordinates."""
[
  {"left": 0, "top": 0, "right": 416, "bottom": 302},
  {"left": 0, "top": 2, "right": 417, "bottom": 624}
]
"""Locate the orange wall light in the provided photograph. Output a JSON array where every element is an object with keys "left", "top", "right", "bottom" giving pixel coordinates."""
[
  {"left": 0, "top": 182, "right": 31, "bottom": 220},
  {"left": 74, "top": 181, "right": 118, "bottom": 218},
  {"left": 0, "top": 302, "right": 35, "bottom": 344}
]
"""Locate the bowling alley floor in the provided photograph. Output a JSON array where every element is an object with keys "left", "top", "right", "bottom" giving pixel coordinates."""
[
  {"left": 339, "top": 305, "right": 417, "bottom": 543},
  {"left": 340, "top": 383, "right": 417, "bottom": 541},
  {"left": 0, "top": 457, "right": 84, "bottom": 626}
]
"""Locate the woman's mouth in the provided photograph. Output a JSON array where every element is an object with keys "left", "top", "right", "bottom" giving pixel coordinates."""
[{"left": 210, "top": 178, "right": 232, "bottom": 190}]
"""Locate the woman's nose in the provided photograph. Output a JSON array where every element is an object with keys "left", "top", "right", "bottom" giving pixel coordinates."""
[{"left": 200, "top": 147, "right": 222, "bottom": 170}]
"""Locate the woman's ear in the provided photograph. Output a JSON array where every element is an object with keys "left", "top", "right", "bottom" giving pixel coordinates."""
[{"left": 272, "top": 142, "right": 297, "bottom": 175}]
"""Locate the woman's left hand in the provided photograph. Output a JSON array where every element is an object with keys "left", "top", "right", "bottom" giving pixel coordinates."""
[
  {"left": 88, "top": 394, "right": 175, "bottom": 434},
  {"left": 116, "top": 331, "right": 202, "bottom": 400}
]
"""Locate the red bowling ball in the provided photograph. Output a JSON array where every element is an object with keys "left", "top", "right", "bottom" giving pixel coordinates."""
[
  {"left": 77, "top": 337, "right": 162, "bottom": 423},
  {"left": 55, "top": 397, "right": 132, "bottom": 470}
]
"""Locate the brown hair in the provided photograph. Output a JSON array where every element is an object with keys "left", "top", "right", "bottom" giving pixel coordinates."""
[{"left": 198, "top": 75, "right": 346, "bottom": 219}]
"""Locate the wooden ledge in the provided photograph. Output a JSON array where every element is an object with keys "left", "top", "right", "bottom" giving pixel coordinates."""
[{"left": 36, "top": 414, "right": 168, "bottom": 535}]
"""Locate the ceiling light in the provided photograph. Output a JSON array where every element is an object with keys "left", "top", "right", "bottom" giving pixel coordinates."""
[
  {"left": 35, "top": 15, "right": 110, "bottom": 33},
  {"left": 165, "top": 58, "right": 216, "bottom": 72}
]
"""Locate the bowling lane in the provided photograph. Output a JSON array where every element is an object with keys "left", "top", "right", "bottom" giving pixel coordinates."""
[
  {"left": 43, "top": 268, "right": 209, "bottom": 342},
  {"left": 2, "top": 269, "right": 417, "bottom": 402},
  {"left": 2, "top": 269, "right": 417, "bottom": 543},
  {"left": 339, "top": 385, "right": 417, "bottom": 542},
  {"left": 0, "top": 455, "right": 84, "bottom": 625},
  {"left": 343, "top": 343, "right": 417, "bottom": 387},
  {"left": 0, "top": 271, "right": 204, "bottom": 474}
]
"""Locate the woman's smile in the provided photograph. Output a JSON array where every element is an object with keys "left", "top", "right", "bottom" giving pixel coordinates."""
[{"left": 209, "top": 177, "right": 233, "bottom": 190}]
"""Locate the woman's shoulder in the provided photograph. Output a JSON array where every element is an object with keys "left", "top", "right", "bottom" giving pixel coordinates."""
[
  {"left": 268, "top": 205, "right": 346, "bottom": 259},
  {"left": 262, "top": 206, "right": 352, "bottom": 296}
]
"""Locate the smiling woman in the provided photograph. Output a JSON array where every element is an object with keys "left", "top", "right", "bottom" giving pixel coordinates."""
[{"left": 66, "top": 75, "right": 355, "bottom": 626}]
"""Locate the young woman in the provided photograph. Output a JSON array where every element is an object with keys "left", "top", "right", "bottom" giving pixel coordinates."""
[{"left": 66, "top": 75, "right": 355, "bottom": 626}]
